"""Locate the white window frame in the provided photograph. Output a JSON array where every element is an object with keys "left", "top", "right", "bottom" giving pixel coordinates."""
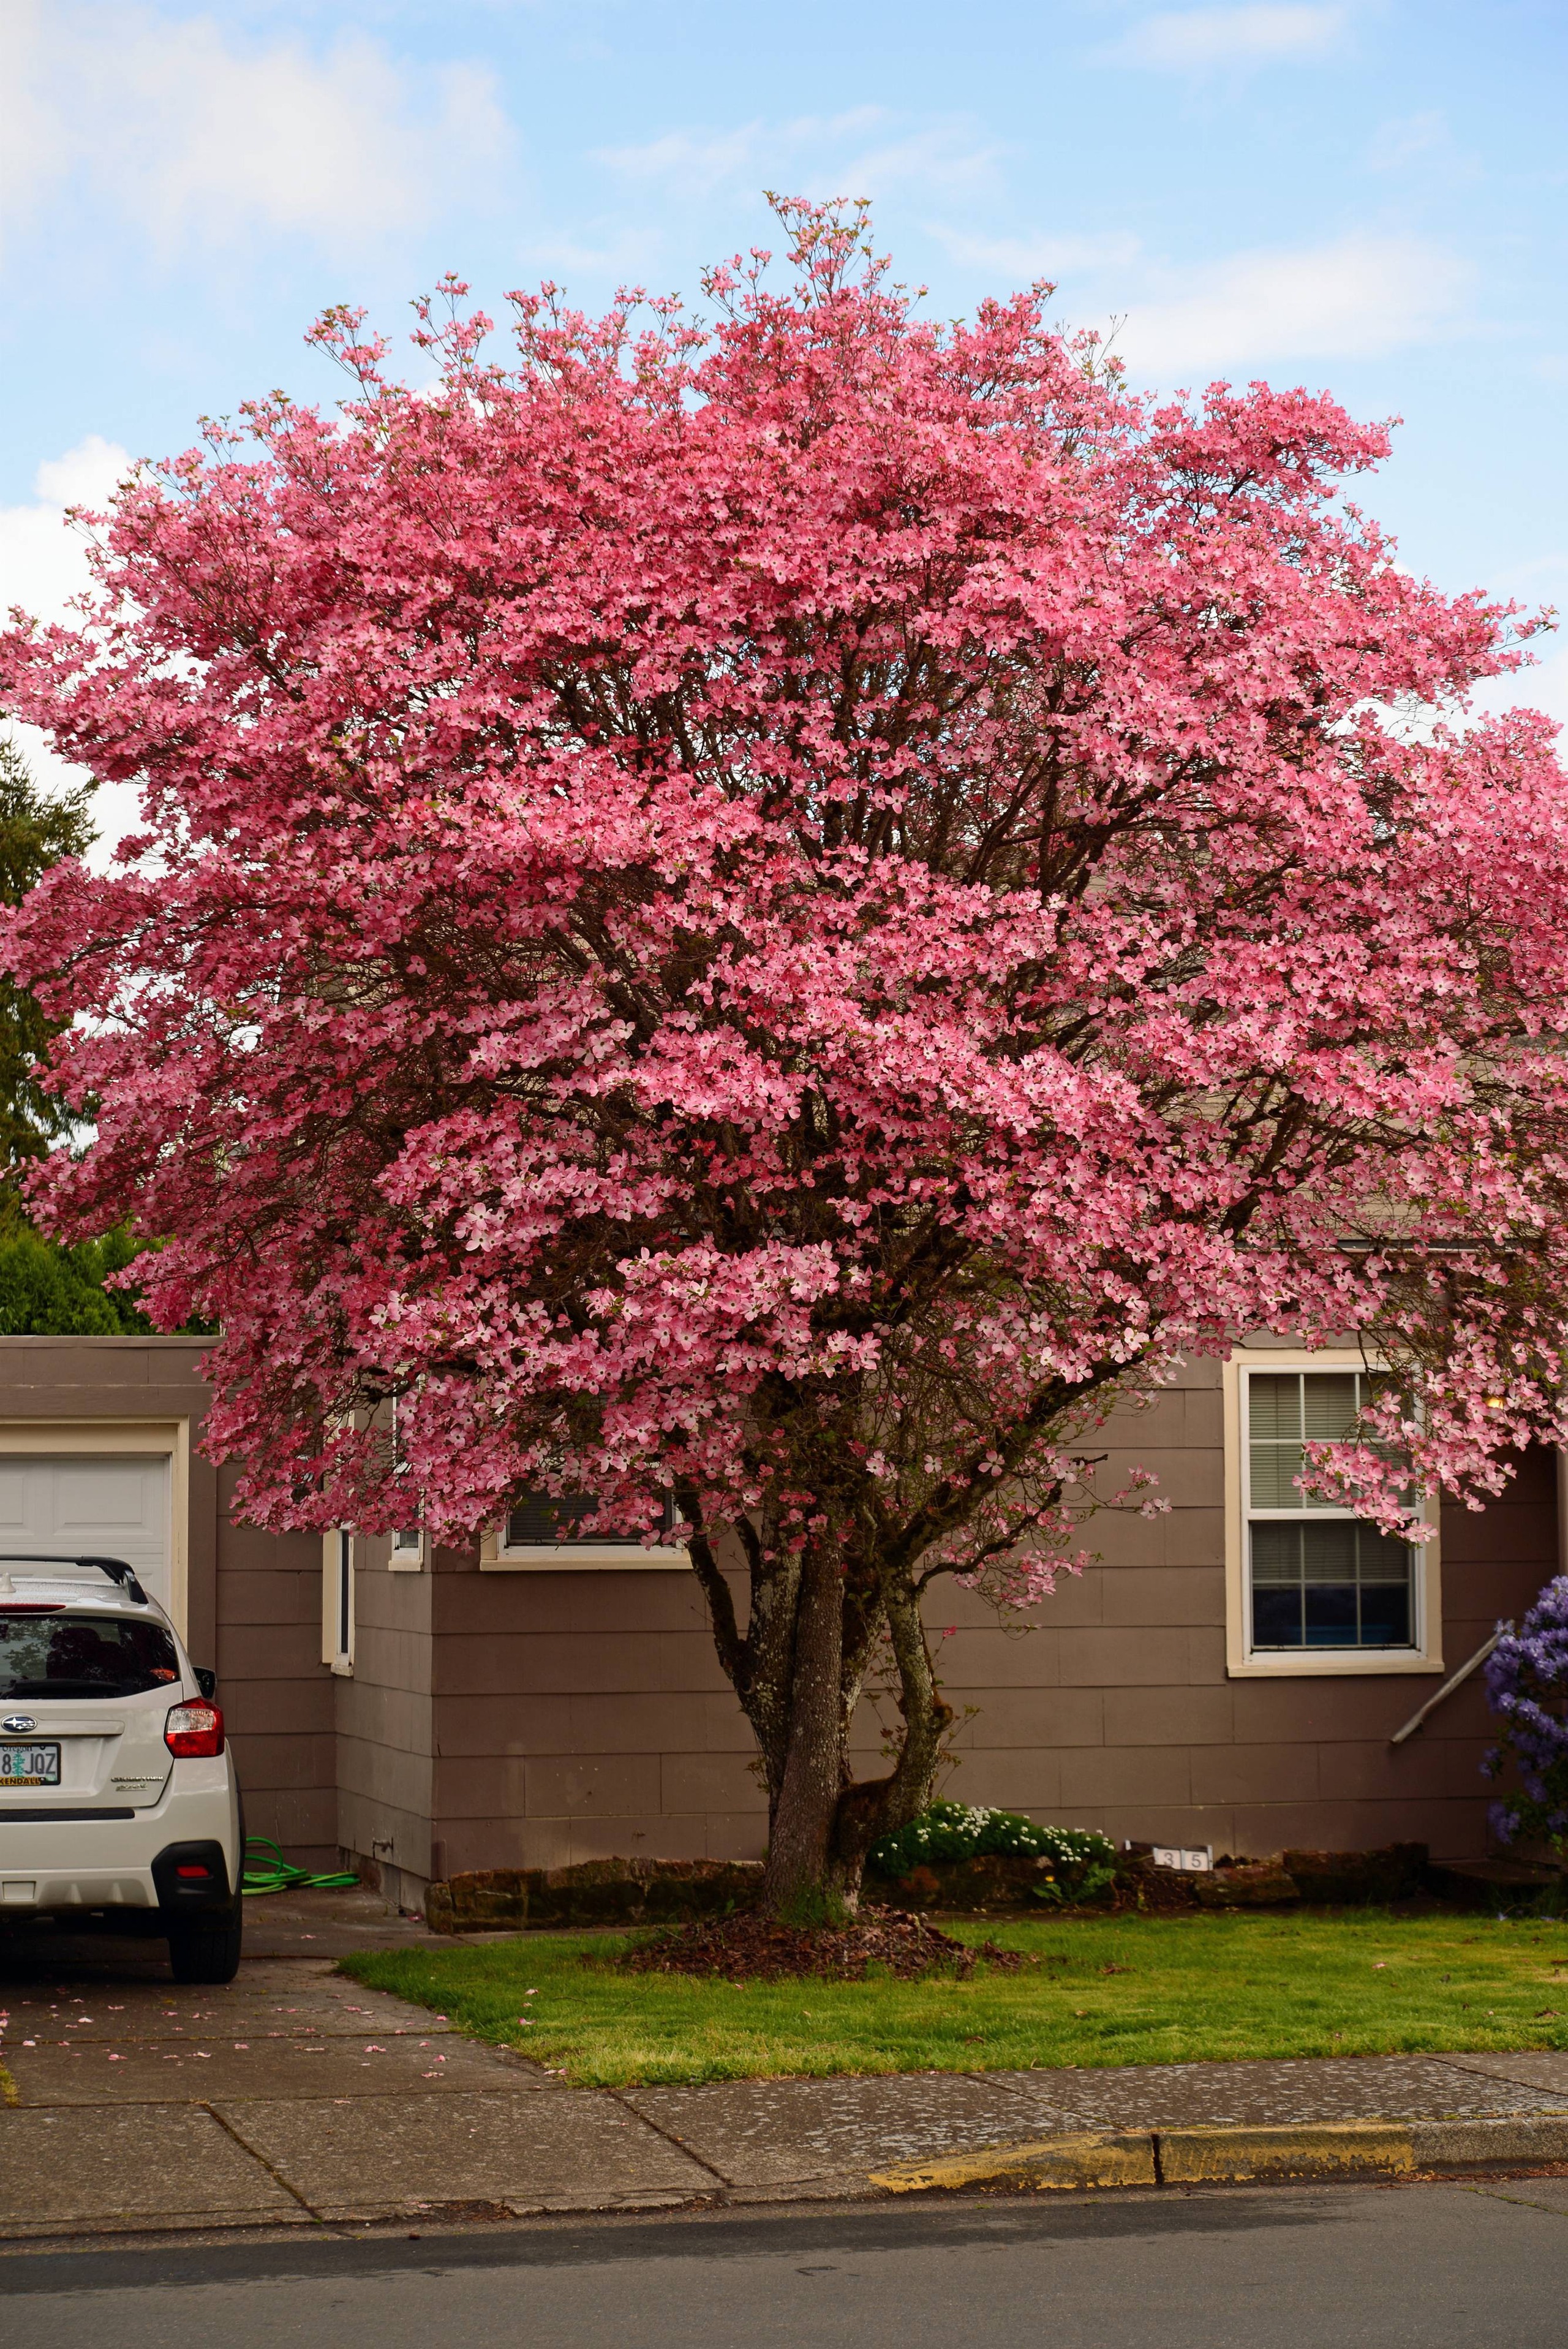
[
  {"left": 386, "top": 1396, "right": 425, "bottom": 1571},
  {"left": 480, "top": 1491, "right": 690, "bottom": 1573},
  {"left": 388, "top": 1524, "right": 427, "bottom": 1573},
  {"left": 322, "top": 1528, "right": 355, "bottom": 1672},
  {"left": 1223, "top": 1348, "right": 1442, "bottom": 1679}
]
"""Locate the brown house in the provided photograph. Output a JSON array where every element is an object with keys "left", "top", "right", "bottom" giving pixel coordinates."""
[{"left": 1, "top": 1332, "right": 1559, "bottom": 1912}]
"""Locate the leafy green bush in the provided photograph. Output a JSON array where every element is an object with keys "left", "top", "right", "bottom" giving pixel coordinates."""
[
  {"left": 0, "top": 1224, "right": 147, "bottom": 1334},
  {"left": 0, "top": 1220, "right": 216, "bottom": 1337},
  {"left": 868, "top": 1802, "right": 1117, "bottom": 1903}
]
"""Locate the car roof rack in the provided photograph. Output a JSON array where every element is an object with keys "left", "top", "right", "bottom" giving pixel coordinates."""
[{"left": 0, "top": 1554, "right": 151, "bottom": 1606}]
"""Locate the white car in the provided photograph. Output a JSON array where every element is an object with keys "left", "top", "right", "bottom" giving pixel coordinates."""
[{"left": 0, "top": 1554, "right": 244, "bottom": 1982}]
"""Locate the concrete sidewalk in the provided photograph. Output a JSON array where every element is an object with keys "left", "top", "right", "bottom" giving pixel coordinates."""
[{"left": 4, "top": 1899, "right": 1568, "bottom": 2241}]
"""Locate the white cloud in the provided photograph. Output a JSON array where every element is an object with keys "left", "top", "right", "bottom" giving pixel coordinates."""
[
  {"left": 1365, "top": 111, "right": 1449, "bottom": 172},
  {"left": 1102, "top": 4, "right": 1347, "bottom": 70},
  {"left": 1362, "top": 108, "right": 1479, "bottom": 193},
  {"left": 0, "top": 436, "right": 132, "bottom": 629},
  {"left": 931, "top": 225, "right": 1142, "bottom": 279},
  {"left": 832, "top": 122, "right": 1001, "bottom": 200},
  {"left": 597, "top": 124, "right": 767, "bottom": 202},
  {"left": 513, "top": 227, "right": 665, "bottom": 279},
  {"left": 1113, "top": 232, "right": 1469, "bottom": 378},
  {"left": 595, "top": 107, "right": 998, "bottom": 205},
  {"left": 0, "top": 436, "right": 141, "bottom": 864},
  {"left": 1, "top": 1, "right": 513, "bottom": 257}
]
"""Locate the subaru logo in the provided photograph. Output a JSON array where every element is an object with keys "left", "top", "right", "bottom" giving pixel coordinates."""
[{"left": 2, "top": 1714, "right": 36, "bottom": 1733}]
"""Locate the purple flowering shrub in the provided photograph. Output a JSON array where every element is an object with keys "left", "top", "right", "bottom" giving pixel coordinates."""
[{"left": 1484, "top": 1575, "right": 1568, "bottom": 1852}]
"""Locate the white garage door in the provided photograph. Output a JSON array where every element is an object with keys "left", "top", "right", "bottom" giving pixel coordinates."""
[{"left": 0, "top": 1455, "right": 172, "bottom": 1615}]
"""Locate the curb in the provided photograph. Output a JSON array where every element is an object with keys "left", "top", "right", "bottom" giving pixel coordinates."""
[
  {"left": 869, "top": 2114, "right": 1568, "bottom": 2195},
  {"left": 871, "top": 2132, "right": 1158, "bottom": 2193}
]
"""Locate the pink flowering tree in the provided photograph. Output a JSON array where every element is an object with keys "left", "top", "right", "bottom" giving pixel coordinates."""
[{"left": 6, "top": 203, "right": 1568, "bottom": 1916}]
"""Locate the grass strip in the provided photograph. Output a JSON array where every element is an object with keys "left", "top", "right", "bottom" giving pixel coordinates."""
[{"left": 340, "top": 1910, "right": 1568, "bottom": 2089}]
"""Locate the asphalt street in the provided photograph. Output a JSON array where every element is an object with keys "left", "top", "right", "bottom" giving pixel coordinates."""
[{"left": 6, "top": 2179, "right": 1568, "bottom": 2349}]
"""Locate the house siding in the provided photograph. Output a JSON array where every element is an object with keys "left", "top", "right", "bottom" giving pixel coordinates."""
[
  {"left": 412, "top": 1352, "right": 1559, "bottom": 1875},
  {"left": 0, "top": 1334, "right": 1558, "bottom": 1896},
  {"left": 335, "top": 1548, "right": 434, "bottom": 1909},
  {"left": 427, "top": 1556, "right": 755, "bottom": 1875}
]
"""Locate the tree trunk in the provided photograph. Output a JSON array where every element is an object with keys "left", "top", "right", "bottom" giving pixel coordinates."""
[
  {"left": 759, "top": 1542, "right": 856, "bottom": 1918},
  {"left": 751, "top": 1542, "right": 956, "bottom": 1922},
  {"left": 687, "top": 1510, "right": 956, "bottom": 1927}
]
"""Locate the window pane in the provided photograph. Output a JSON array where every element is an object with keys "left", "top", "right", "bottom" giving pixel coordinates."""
[
  {"left": 1250, "top": 1522, "right": 1302, "bottom": 1584},
  {"left": 1248, "top": 1374, "right": 1302, "bottom": 1442},
  {"left": 505, "top": 1491, "right": 680, "bottom": 1549},
  {"left": 1358, "top": 1583, "right": 1412, "bottom": 1646},
  {"left": 1249, "top": 1440, "right": 1302, "bottom": 1509},
  {"left": 1357, "top": 1526, "right": 1410, "bottom": 1582},
  {"left": 1250, "top": 1523, "right": 1415, "bottom": 1649},
  {"left": 1303, "top": 1582, "right": 1359, "bottom": 1644},
  {"left": 506, "top": 1492, "right": 596, "bottom": 1546},
  {"left": 1301, "top": 1521, "right": 1357, "bottom": 1579},
  {"left": 1245, "top": 1367, "right": 1417, "bottom": 1651},
  {"left": 1302, "top": 1373, "right": 1359, "bottom": 1441},
  {"left": 1250, "top": 1371, "right": 1366, "bottom": 1511},
  {"left": 1248, "top": 1373, "right": 1302, "bottom": 1503},
  {"left": 1252, "top": 1583, "right": 1304, "bottom": 1646},
  {"left": 1249, "top": 1372, "right": 1311, "bottom": 1508},
  {"left": 504, "top": 1491, "right": 666, "bottom": 1547}
]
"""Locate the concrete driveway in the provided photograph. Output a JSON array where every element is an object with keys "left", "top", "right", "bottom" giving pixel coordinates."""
[{"left": 0, "top": 1893, "right": 725, "bottom": 2236}]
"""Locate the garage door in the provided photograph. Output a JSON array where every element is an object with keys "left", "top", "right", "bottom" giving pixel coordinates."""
[{"left": 0, "top": 1455, "right": 172, "bottom": 1615}]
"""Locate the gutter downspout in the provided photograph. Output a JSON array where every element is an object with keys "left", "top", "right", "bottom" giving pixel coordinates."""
[
  {"left": 1389, "top": 1439, "right": 1566, "bottom": 1750},
  {"left": 1389, "top": 1627, "right": 1510, "bottom": 1749}
]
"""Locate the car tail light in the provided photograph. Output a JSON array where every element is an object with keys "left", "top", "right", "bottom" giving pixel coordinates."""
[{"left": 164, "top": 1700, "right": 224, "bottom": 1758}]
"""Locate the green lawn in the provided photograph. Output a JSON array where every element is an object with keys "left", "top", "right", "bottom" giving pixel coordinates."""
[{"left": 341, "top": 1911, "right": 1568, "bottom": 2088}]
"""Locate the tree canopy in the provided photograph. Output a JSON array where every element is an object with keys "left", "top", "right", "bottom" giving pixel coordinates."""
[
  {"left": 0, "top": 738, "right": 151, "bottom": 1334},
  {"left": 0, "top": 735, "right": 93, "bottom": 1180},
  {"left": 4, "top": 203, "right": 1567, "bottom": 1906}
]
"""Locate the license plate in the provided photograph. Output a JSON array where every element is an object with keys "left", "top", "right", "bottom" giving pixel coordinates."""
[{"left": 0, "top": 1744, "right": 59, "bottom": 1786}]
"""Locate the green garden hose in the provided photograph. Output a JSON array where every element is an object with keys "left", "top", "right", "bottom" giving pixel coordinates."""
[{"left": 241, "top": 1834, "right": 361, "bottom": 1896}]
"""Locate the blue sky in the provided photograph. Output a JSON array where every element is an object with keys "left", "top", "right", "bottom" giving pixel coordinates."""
[{"left": 3, "top": 0, "right": 1566, "bottom": 826}]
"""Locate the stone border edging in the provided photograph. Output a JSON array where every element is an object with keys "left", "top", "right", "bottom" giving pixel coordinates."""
[{"left": 869, "top": 2114, "right": 1568, "bottom": 2194}]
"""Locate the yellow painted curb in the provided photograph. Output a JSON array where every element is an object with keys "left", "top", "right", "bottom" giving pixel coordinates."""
[
  {"left": 1158, "top": 2123, "right": 1414, "bottom": 2184},
  {"left": 871, "top": 2132, "right": 1158, "bottom": 2194},
  {"left": 0, "top": 2060, "right": 17, "bottom": 2109},
  {"left": 870, "top": 2120, "right": 1427, "bottom": 2196}
]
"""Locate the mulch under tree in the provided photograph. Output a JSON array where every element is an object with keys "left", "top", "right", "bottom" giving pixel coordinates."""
[{"left": 613, "top": 1908, "right": 1027, "bottom": 1983}]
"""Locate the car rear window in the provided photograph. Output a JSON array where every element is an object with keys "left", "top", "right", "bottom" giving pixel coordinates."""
[{"left": 0, "top": 1611, "right": 181, "bottom": 1699}]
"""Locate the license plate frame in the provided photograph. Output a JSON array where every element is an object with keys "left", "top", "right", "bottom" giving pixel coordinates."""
[{"left": 0, "top": 1742, "right": 61, "bottom": 1786}]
